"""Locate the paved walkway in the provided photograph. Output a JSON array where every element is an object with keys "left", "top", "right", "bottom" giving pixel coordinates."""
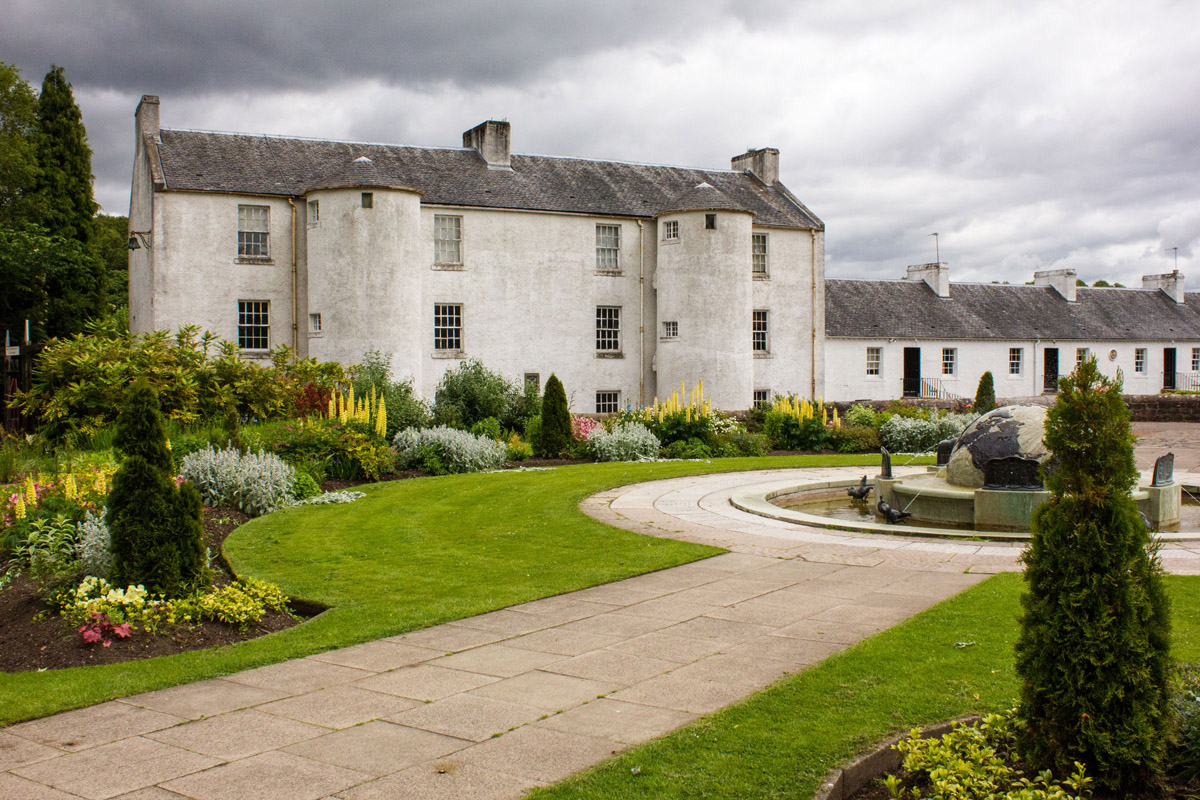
[{"left": 4, "top": 435, "right": 1200, "bottom": 799}]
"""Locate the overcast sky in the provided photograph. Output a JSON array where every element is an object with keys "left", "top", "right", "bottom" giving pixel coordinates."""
[{"left": 6, "top": 0, "right": 1199, "bottom": 285}]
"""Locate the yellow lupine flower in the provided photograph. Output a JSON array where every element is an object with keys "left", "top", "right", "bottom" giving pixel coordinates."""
[
  {"left": 64, "top": 473, "right": 78, "bottom": 501},
  {"left": 24, "top": 476, "right": 36, "bottom": 507},
  {"left": 14, "top": 494, "right": 25, "bottom": 520},
  {"left": 327, "top": 395, "right": 335, "bottom": 418}
]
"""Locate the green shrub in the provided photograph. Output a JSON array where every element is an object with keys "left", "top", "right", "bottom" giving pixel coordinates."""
[
  {"left": 844, "top": 403, "right": 879, "bottom": 429},
  {"left": 974, "top": 371, "right": 997, "bottom": 414},
  {"left": 536, "top": 374, "right": 572, "bottom": 458},
  {"left": 586, "top": 422, "right": 660, "bottom": 462},
  {"left": 470, "top": 417, "right": 503, "bottom": 441},
  {"left": 831, "top": 424, "right": 880, "bottom": 453},
  {"left": 762, "top": 411, "right": 831, "bottom": 451},
  {"left": 349, "top": 350, "right": 430, "bottom": 438},
  {"left": 1016, "top": 358, "right": 1171, "bottom": 792},
  {"left": 107, "top": 381, "right": 205, "bottom": 598},
  {"left": 433, "top": 359, "right": 526, "bottom": 431},
  {"left": 715, "top": 430, "right": 768, "bottom": 457},
  {"left": 1170, "top": 663, "right": 1200, "bottom": 783},
  {"left": 393, "top": 426, "right": 507, "bottom": 474},
  {"left": 505, "top": 438, "right": 532, "bottom": 462},
  {"left": 662, "top": 438, "right": 713, "bottom": 459},
  {"left": 248, "top": 419, "right": 395, "bottom": 481}
]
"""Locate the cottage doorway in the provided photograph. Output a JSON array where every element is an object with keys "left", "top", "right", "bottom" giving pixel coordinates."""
[
  {"left": 1164, "top": 348, "right": 1177, "bottom": 390},
  {"left": 903, "top": 348, "right": 921, "bottom": 397},
  {"left": 1043, "top": 348, "right": 1059, "bottom": 393}
]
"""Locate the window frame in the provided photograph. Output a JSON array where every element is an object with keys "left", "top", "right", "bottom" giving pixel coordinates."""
[
  {"left": 753, "top": 389, "right": 770, "bottom": 408},
  {"left": 1076, "top": 347, "right": 1090, "bottom": 367},
  {"left": 705, "top": 213, "right": 717, "bottom": 230},
  {"left": 237, "top": 300, "right": 270, "bottom": 351},
  {"left": 866, "top": 346, "right": 882, "bottom": 377},
  {"left": 1009, "top": 347, "right": 1023, "bottom": 375},
  {"left": 361, "top": 192, "right": 373, "bottom": 209},
  {"left": 941, "top": 347, "right": 956, "bottom": 376},
  {"left": 662, "top": 320, "right": 678, "bottom": 339},
  {"left": 595, "top": 306, "right": 621, "bottom": 354},
  {"left": 524, "top": 373, "right": 540, "bottom": 394},
  {"left": 595, "top": 391, "right": 620, "bottom": 414},
  {"left": 307, "top": 200, "right": 319, "bottom": 227},
  {"left": 752, "top": 232, "right": 769, "bottom": 276},
  {"left": 1135, "top": 347, "right": 1148, "bottom": 374},
  {"left": 1193, "top": 347, "right": 1200, "bottom": 372},
  {"left": 433, "top": 303, "right": 463, "bottom": 353},
  {"left": 752, "top": 309, "right": 769, "bottom": 354},
  {"left": 662, "top": 220, "right": 679, "bottom": 241},
  {"left": 434, "top": 214, "right": 463, "bottom": 266},
  {"left": 237, "top": 204, "right": 270, "bottom": 260},
  {"left": 309, "top": 312, "right": 322, "bottom": 335},
  {"left": 595, "top": 223, "right": 621, "bottom": 272}
]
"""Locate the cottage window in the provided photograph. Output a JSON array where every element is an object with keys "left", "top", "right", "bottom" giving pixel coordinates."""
[
  {"left": 595, "top": 391, "right": 619, "bottom": 414},
  {"left": 1135, "top": 348, "right": 1147, "bottom": 374},
  {"left": 596, "top": 306, "right": 621, "bottom": 352},
  {"left": 705, "top": 213, "right": 717, "bottom": 230},
  {"left": 237, "top": 300, "right": 270, "bottom": 350},
  {"left": 662, "top": 321, "right": 678, "bottom": 339},
  {"left": 866, "top": 347, "right": 882, "bottom": 376},
  {"left": 237, "top": 205, "right": 269, "bottom": 258},
  {"left": 434, "top": 303, "right": 462, "bottom": 351},
  {"left": 752, "top": 310, "right": 769, "bottom": 353},
  {"left": 434, "top": 215, "right": 462, "bottom": 265},
  {"left": 1192, "top": 347, "right": 1200, "bottom": 372},
  {"left": 942, "top": 348, "right": 956, "bottom": 375},
  {"left": 525, "top": 373, "right": 540, "bottom": 394},
  {"left": 752, "top": 233, "right": 768, "bottom": 275},
  {"left": 1076, "top": 347, "right": 1090, "bottom": 367},
  {"left": 309, "top": 313, "right": 322, "bottom": 333},
  {"left": 753, "top": 389, "right": 770, "bottom": 408},
  {"left": 361, "top": 192, "right": 373, "bottom": 208},
  {"left": 1009, "top": 347, "right": 1023, "bottom": 375},
  {"left": 307, "top": 200, "right": 319, "bottom": 226},
  {"left": 663, "top": 220, "right": 679, "bottom": 241},
  {"left": 596, "top": 224, "right": 620, "bottom": 271}
]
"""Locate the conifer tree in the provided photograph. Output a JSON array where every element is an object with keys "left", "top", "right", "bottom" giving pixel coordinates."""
[
  {"left": 537, "top": 374, "right": 571, "bottom": 457},
  {"left": 1015, "top": 358, "right": 1171, "bottom": 792},
  {"left": 107, "top": 380, "right": 205, "bottom": 596},
  {"left": 972, "top": 371, "right": 995, "bottom": 414},
  {"left": 31, "top": 65, "right": 97, "bottom": 245},
  {"left": 0, "top": 61, "right": 39, "bottom": 226}
]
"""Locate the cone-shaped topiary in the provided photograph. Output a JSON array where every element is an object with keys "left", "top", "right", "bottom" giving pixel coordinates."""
[
  {"left": 108, "top": 380, "right": 206, "bottom": 596},
  {"left": 1015, "top": 358, "right": 1171, "bottom": 792},
  {"left": 537, "top": 374, "right": 571, "bottom": 457},
  {"left": 972, "top": 371, "right": 995, "bottom": 415}
]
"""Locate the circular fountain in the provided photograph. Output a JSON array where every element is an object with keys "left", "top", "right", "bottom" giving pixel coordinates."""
[{"left": 731, "top": 404, "right": 1184, "bottom": 540}]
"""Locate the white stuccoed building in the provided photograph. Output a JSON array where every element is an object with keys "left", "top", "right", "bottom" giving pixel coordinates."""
[{"left": 128, "top": 96, "right": 825, "bottom": 412}]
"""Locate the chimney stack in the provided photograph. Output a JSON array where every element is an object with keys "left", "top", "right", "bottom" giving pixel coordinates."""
[
  {"left": 1034, "top": 268, "right": 1077, "bottom": 302},
  {"left": 731, "top": 147, "right": 779, "bottom": 184},
  {"left": 1142, "top": 270, "right": 1185, "bottom": 304},
  {"left": 906, "top": 262, "right": 950, "bottom": 298},
  {"left": 463, "top": 120, "right": 511, "bottom": 170},
  {"left": 135, "top": 95, "right": 160, "bottom": 140}
]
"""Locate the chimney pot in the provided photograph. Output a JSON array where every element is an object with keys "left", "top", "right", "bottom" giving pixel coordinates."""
[
  {"left": 1034, "top": 268, "right": 1077, "bottom": 302},
  {"left": 1142, "top": 270, "right": 1185, "bottom": 303},
  {"left": 731, "top": 147, "right": 779, "bottom": 184},
  {"left": 906, "top": 262, "right": 950, "bottom": 297}
]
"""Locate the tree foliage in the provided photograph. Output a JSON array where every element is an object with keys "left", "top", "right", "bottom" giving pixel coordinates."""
[
  {"left": 30, "top": 65, "right": 96, "bottom": 245},
  {"left": 89, "top": 213, "right": 129, "bottom": 310},
  {"left": 537, "top": 374, "right": 571, "bottom": 457},
  {"left": 972, "top": 371, "right": 996, "bottom": 414},
  {"left": 107, "top": 380, "right": 206, "bottom": 597},
  {"left": 0, "top": 224, "right": 105, "bottom": 342},
  {"left": 432, "top": 359, "right": 527, "bottom": 431},
  {"left": 0, "top": 61, "right": 38, "bottom": 226},
  {"left": 1015, "top": 358, "right": 1171, "bottom": 792}
]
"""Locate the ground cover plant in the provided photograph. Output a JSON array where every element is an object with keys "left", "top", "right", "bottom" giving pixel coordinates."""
[{"left": 0, "top": 453, "right": 888, "bottom": 725}]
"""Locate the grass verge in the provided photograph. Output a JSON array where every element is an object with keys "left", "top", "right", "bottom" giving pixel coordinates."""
[
  {"left": 0, "top": 454, "right": 890, "bottom": 725},
  {"left": 528, "top": 573, "right": 1200, "bottom": 800}
]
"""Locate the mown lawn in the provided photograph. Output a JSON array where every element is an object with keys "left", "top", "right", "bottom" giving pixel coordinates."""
[
  {"left": 529, "top": 573, "right": 1200, "bottom": 800},
  {"left": 0, "top": 454, "right": 886, "bottom": 725}
]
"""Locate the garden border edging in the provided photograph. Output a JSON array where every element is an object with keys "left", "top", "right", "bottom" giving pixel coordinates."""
[{"left": 813, "top": 715, "right": 980, "bottom": 800}]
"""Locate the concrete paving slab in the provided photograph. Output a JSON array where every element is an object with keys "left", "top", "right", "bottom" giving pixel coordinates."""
[
  {"left": 538, "top": 697, "right": 697, "bottom": 743},
  {"left": 0, "top": 731, "right": 62, "bottom": 771},
  {"left": 451, "top": 725, "right": 622, "bottom": 785},
  {"left": 809, "top": 602, "right": 919, "bottom": 627},
  {"left": 161, "top": 750, "right": 370, "bottom": 800},
  {"left": 117, "top": 679, "right": 288, "bottom": 721},
  {"left": 110, "top": 787, "right": 192, "bottom": 800},
  {"left": 555, "top": 611, "right": 672, "bottom": 639},
  {"left": 723, "top": 634, "right": 848, "bottom": 665},
  {"left": 388, "top": 693, "right": 544, "bottom": 742},
  {"left": 506, "top": 627, "right": 624, "bottom": 656},
  {"left": 662, "top": 615, "right": 773, "bottom": 644},
  {"left": 307, "top": 641, "right": 443, "bottom": 672},
  {"left": 338, "top": 760, "right": 539, "bottom": 800},
  {"left": 668, "top": 652, "right": 797, "bottom": 688},
  {"left": 506, "top": 596, "right": 613, "bottom": 623},
  {"left": 448, "top": 610, "right": 559, "bottom": 636},
  {"left": 609, "top": 673, "right": 757, "bottom": 715},
  {"left": 468, "top": 670, "right": 617, "bottom": 711},
  {"left": 257, "top": 685, "right": 421, "bottom": 730},
  {"left": 542, "top": 649, "right": 676, "bottom": 684},
  {"left": 6, "top": 702, "right": 185, "bottom": 752},
  {"left": 145, "top": 709, "right": 328, "bottom": 760},
  {"left": 386, "top": 625, "right": 507, "bottom": 653},
  {"left": 223, "top": 658, "right": 372, "bottom": 694},
  {"left": 283, "top": 720, "right": 468, "bottom": 777},
  {"left": 429, "top": 644, "right": 566, "bottom": 677},
  {"left": 12, "top": 736, "right": 219, "bottom": 800},
  {"left": 616, "top": 595, "right": 714, "bottom": 623},
  {"left": 771, "top": 618, "right": 890, "bottom": 645},
  {"left": 563, "top": 583, "right": 664, "bottom": 606},
  {"left": 605, "top": 630, "right": 730, "bottom": 663},
  {"left": 702, "top": 594, "right": 839, "bottom": 626},
  {"left": 352, "top": 664, "right": 500, "bottom": 702},
  {"left": 0, "top": 771, "right": 89, "bottom": 799}
]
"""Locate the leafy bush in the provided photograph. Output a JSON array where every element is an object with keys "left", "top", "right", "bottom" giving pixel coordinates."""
[
  {"left": 76, "top": 510, "right": 111, "bottom": 578},
  {"left": 470, "top": 417, "right": 503, "bottom": 441},
  {"left": 393, "top": 426, "right": 507, "bottom": 474},
  {"left": 180, "top": 445, "right": 296, "bottom": 517},
  {"left": 433, "top": 359, "right": 527, "bottom": 431},
  {"left": 107, "top": 381, "right": 205, "bottom": 598},
  {"left": 714, "top": 430, "right": 768, "bottom": 457},
  {"left": 537, "top": 374, "right": 572, "bottom": 457},
  {"left": 14, "top": 513, "right": 79, "bottom": 587},
  {"left": 505, "top": 435, "right": 532, "bottom": 462},
  {"left": 763, "top": 412, "right": 831, "bottom": 451},
  {"left": 662, "top": 438, "right": 713, "bottom": 459},
  {"left": 974, "top": 371, "right": 997, "bottom": 414},
  {"left": 1170, "top": 663, "right": 1200, "bottom": 783},
  {"left": 1016, "top": 358, "right": 1171, "bottom": 792},
  {"left": 571, "top": 416, "right": 602, "bottom": 442},
  {"left": 844, "top": 404, "right": 878, "bottom": 429},
  {"left": 586, "top": 422, "right": 660, "bottom": 462},
  {"left": 349, "top": 350, "right": 430, "bottom": 437},
  {"left": 290, "top": 470, "right": 320, "bottom": 500},
  {"left": 879, "top": 413, "right": 972, "bottom": 453},
  {"left": 831, "top": 424, "right": 881, "bottom": 454},
  {"left": 248, "top": 419, "right": 396, "bottom": 481}
]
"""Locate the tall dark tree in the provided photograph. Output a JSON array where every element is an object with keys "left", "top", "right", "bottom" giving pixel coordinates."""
[
  {"left": 31, "top": 65, "right": 96, "bottom": 245},
  {"left": 1015, "top": 358, "right": 1171, "bottom": 792},
  {"left": 89, "top": 213, "right": 129, "bottom": 310},
  {"left": 536, "top": 374, "right": 571, "bottom": 457},
  {"left": 972, "top": 371, "right": 995, "bottom": 414},
  {"left": 0, "top": 224, "right": 105, "bottom": 342},
  {"left": 0, "top": 62, "right": 38, "bottom": 226}
]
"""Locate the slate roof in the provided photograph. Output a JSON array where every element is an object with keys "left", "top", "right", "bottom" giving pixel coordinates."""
[
  {"left": 825, "top": 280, "right": 1200, "bottom": 340},
  {"left": 660, "top": 181, "right": 752, "bottom": 215},
  {"left": 152, "top": 129, "right": 821, "bottom": 229}
]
